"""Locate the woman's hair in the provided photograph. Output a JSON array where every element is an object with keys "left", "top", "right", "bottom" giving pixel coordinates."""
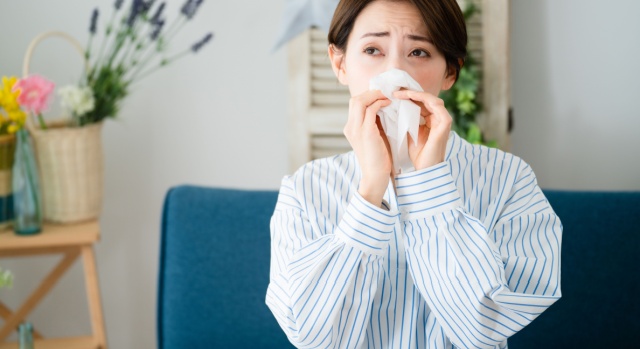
[{"left": 328, "top": 0, "right": 467, "bottom": 81}]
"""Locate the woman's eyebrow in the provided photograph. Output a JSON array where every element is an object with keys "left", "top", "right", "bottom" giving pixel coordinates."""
[
  {"left": 407, "top": 34, "right": 433, "bottom": 43},
  {"left": 360, "top": 31, "right": 389, "bottom": 39},
  {"left": 360, "top": 32, "right": 433, "bottom": 43}
]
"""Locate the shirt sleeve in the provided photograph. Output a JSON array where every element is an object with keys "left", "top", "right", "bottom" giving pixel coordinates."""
[
  {"left": 266, "top": 174, "right": 398, "bottom": 349},
  {"left": 396, "top": 159, "right": 562, "bottom": 349}
]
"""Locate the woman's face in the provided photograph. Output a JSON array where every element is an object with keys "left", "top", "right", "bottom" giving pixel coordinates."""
[{"left": 329, "top": 0, "right": 456, "bottom": 96}]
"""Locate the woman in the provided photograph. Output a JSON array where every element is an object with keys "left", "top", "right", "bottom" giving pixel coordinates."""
[{"left": 266, "top": 0, "right": 562, "bottom": 348}]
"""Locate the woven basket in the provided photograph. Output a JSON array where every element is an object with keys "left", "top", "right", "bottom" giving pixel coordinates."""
[
  {"left": 0, "top": 134, "right": 16, "bottom": 230},
  {"left": 30, "top": 121, "right": 104, "bottom": 223},
  {"left": 23, "top": 31, "right": 103, "bottom": 223}
]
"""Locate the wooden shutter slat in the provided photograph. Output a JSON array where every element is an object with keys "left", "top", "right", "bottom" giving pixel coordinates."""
[
  {"left": 312, "top": 80, "right": 348, "bottom": 92},
  {"left": 312, "top": 93, "right": 350, "bottom": 107},
  {"left": 311, "top": 135, "right": 351, "bottom": 149}
]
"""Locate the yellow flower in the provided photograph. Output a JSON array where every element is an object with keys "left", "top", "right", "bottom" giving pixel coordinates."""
[
  {"left": 0, "top": 76, "right": 28, "bottom": 134},
  {"left": 8, "top": 109, "right": 26, "bottom": 124},
  {"left": 0, "top": 76, "right": 21, "bottom": 111}
]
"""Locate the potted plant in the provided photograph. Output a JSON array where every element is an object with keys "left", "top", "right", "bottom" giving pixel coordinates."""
[{"left": 23, "top": 0, "right": 213, "bottom": 223}]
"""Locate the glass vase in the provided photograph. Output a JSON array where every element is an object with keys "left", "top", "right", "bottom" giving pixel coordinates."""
[
  {"left": 18, "top": 322, "right": 34, "bottom": 349},
  {"left": 12, "top": 129, "right": 42, "bottom": 235}
]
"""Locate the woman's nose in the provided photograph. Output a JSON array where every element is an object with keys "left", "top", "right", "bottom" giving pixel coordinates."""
[{"left": 386, "top": 52, "right": 406, "bottom": 72}]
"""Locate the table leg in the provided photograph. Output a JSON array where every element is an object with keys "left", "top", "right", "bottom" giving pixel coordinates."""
[
  {"left": 81, "top": 245, "right": 107, "bottom": 349},
  {"left": 0, "top": 250, "right": 80, "bottom": 341},
  {"left": 0, "top": 302, "right": 44, "bottom": 338}
]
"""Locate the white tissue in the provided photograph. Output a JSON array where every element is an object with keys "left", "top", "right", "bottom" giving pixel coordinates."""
[{"left": 369, "top": 69, "right": 423, "bottom": 174}]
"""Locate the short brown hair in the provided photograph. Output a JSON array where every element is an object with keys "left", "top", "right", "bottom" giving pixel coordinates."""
[{"left": 328, "top": 0, "right": 467, "bottom": 80}]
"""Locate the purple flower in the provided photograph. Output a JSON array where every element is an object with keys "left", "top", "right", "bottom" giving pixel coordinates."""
[
  {"left": 90, "top": 8, "right": 99, "bottom": 34},
  {"left": 151, "top": 2, "right": 165, "bottom": 25},
  {"left": 191, "top": 32, "right": 213, "bottom": 53},
  {"left": 142, "top": 0, "right": 156, "bottom": 14},
  {"left": 127, "top": 0, "right": 144, "bottom": 27},
  {"left": 180, "top": 0, "right": 193, "bottom": 16},
  {"left": 150, "top": 19, "right": 165, "bottom": 41},
  {"left": 181, "top": 0, "right": 204, "bottom": 20}
]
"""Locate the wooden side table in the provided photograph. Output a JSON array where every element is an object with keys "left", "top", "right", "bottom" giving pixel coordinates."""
[{"left": 0, "top": 220, "right": 107, "bottom": 349}]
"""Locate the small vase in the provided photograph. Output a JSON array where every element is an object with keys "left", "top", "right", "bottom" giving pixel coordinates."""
[
  {"left": 12, "top": 129, "right": 42, "bottom": 235},
  {"left": 18, "top": 322, "right": 34, "bottom": 349}
]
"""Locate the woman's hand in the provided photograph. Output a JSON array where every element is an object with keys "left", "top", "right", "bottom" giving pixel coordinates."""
[
  {"left": 393, "top": 90, "right": 452, "bottom": 171},
  {"left": 344, "top": 90, "right": 393, "bottom": 207}
]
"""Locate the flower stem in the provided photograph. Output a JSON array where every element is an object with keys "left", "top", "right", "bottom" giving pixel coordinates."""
[
  {"left": 131, "top": 49, "right": 190, "bottom": 83},
  {"left": 85, "top": 34, "right": 94, "bottom": 61},
  {"left": 118, "top": 16, "right": 153, "bottom": 70},
  {"left": 161, "top": 15, "right": 184, "bottom": 44},
  {"left": 163, "top": 17, "right": 187, "bottom": 46},
  {"left": 127, "top": 17, "right": 188, "bottom": 83},
  {"left": 36, "top": 113, "right": 47, "bottom": 130},
  {"left": 91, "top": 9, "right": 118, "bottom": 82}
]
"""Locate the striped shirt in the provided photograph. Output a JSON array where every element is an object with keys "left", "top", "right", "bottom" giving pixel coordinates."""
[{"left": 266, "top": 131, "right": 562, "bottom": 349}]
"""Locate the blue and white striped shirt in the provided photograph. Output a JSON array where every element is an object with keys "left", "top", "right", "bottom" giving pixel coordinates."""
[{"left": 266, "top": 131, "right": 562, "bottom": 349}]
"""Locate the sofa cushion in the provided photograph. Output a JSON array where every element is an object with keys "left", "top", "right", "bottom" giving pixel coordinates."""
[{"left": 158, "top": 185, "right": 294, "bottom": 348}]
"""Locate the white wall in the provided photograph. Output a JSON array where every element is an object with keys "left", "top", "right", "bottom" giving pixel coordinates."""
[
  {"left": 0, "top": 0, "right": 638, "bottom": 348},
  {"left": 0, "top": 1, "right": 288, "bottom": 348},
  {"left": 511, "top": 0, "right": 640, "bottom": 190}
]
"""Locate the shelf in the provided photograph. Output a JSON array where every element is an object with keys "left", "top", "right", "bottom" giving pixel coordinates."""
[
  {"left": 0, "top": 220, "right": 106, "bottom": 347},
  {"left": 0, "top": 336, "right": 99, "bottom": 349},
  {"left": 0, "top": 220, "right": 100, "bottom": 253}
]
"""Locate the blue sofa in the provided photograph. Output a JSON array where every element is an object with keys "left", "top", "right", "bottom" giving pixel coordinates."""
[{"left": 157, "top": 186, "right": 640, "bottom": 348}]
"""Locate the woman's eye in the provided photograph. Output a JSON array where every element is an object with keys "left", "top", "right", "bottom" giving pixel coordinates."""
[
  {"left": 410, "top": 49, "right": 430, "bottom": 58},
  {"left": 364, "top": 47, "right": 381, "bottom": 55}
]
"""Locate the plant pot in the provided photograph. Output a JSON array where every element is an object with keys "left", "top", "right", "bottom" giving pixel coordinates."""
[
  {"left": 0, "top": 134, "right": 16, "bottom": 230},
  {"left": 30, "top": 120, "right": 104, "bottom": 223}
]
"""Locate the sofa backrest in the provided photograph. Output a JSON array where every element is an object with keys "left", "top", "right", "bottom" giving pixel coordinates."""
[
  {"left": 508, "top": 190, "right": 640, "bottom": 348},
  {"left": 158, "top": 185, "right": 294, "bottom": 348},
  {"left": 158, "top": 186, "right": 640, "bottom": 348}
]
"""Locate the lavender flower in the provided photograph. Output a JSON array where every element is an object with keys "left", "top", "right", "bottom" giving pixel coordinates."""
[
  {"left": 191, "top": 32, "right": 213, "bottom": 53},
  {"left": 151, "top": 2, "right": 165, "bottom": 25},
  {"left": 150, "top": 20, "right": 165, "bottom": 41},
  {"left": 142, "top": 0, "right": 156, "bottom": 14},
  {"left": 181, "top": 0, "right": 204, "bottom": 20},
  {"left": 90, "top": 8, "right": 99, "bottom": 34},
  {"left": 114, "top": 0, "right": 124, "bottom": 10},
  {"left": 180, "top": 0, "right": 193, "bottom": 16},
  {"left": 127, "top": 0, "right": 144, "bottom": 27}
]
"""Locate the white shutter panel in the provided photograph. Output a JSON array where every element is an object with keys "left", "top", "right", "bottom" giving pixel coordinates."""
[
  {"left": 289, "top": 28, "right": 352, "bottom": 173},
  {"left": 288, "top": 0, "right": 510, "bottom": 173},
  {"left": 480, "top": 0, "right": 511, "bottom": 149}
]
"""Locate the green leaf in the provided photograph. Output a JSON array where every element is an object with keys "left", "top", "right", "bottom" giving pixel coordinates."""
[
  {"left": 467, "top": 123, "right": 482, "bottom": 144},
  {"left": 0, "top": 267, "right": 13, "bottom": 289}
]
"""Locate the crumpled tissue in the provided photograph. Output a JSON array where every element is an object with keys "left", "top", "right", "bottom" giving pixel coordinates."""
[{"left": 369, "top": 68, "right": 424, "bottom": 174}]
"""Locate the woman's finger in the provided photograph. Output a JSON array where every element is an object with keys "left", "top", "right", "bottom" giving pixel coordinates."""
[
  {"left": 363, "top": 99, "right": 391, "bottom": 129},
  {"left": 348, "top": 89, "right": 388, "bottom": 127},
  {"left": 393, "top": 90, "right": 448, "bottom": 115},
  {"left": 393, "top": 90, "right": 451, "bottom": 129}
]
